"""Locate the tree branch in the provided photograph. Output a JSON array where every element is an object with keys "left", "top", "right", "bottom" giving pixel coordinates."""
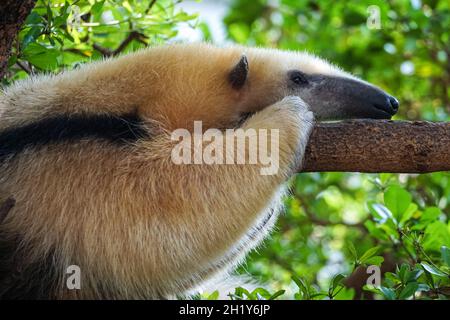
[
  {"left": 93, "top": 31, "right": 148, "bottom": 57},
  {"left": 145, "top": 0, "right": 158, "bottom": 14},
  {"left": 113, "top": 31, "right": 147, "bottom": 56},
  {"left": 301, "top": 120, "right": 450, "bottom": 173},
  {"left": 0, "top": 0, "right": 37, "bottom": 78},
  {"left": 15, "top": 60, "right": 32, "bottom": 74}
]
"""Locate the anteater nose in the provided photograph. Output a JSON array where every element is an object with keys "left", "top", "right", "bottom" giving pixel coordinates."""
[{"left": 389, "top": 96, "right": 399, "bottom": 113}]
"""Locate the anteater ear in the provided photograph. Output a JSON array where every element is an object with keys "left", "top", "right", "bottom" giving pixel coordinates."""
[{"left": 228, "top": 54, "right": 248, "bottom": 90}]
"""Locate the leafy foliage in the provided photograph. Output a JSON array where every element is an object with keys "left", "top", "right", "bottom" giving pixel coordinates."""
[
  {"left": 220, "top": 0, "right": 449, "bottom": 300},
  {"left": 231, "top": 174, "right": 449, "bottom": 300},
  {"left": 3, "top": 0, "right": 197, "bottom": 84},
  {"left": 224, "top": 0, "right": 450, "bottom": 122},
  {"left": 2, "top": 0, "right": 449, "bottom": 300}
]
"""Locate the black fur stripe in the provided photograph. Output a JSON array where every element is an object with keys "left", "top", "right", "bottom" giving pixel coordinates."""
[{"left": 0, "top": 112, "right": 149, "bottom": 160}]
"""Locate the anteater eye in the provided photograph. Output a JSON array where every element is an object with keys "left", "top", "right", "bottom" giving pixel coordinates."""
[{"left": 288, "top": 70, "right": 308, "bottom": 86}]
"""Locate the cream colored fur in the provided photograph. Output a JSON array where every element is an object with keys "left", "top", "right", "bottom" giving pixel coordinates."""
[{"left": 0, "top": 43, "right": 353, "bottom": 299}]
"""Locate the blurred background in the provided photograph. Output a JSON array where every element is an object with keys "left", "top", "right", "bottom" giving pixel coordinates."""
[{"left": 3, "top": 0, "right": 449, "bottom": 299}]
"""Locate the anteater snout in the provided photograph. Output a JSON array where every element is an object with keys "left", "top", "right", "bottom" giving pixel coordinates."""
[{"left": 372, "top": 94, "right": 399, "bottom": 117}]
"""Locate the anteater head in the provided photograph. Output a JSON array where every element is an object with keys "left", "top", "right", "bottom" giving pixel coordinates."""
[{"left": 227, "top": 47, "right": 399, "bottom": 120}]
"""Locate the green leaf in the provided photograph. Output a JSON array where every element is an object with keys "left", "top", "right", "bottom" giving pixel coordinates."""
[
  {"left": 207, "top": 290, "right": 219, "bottom": 300},
  {"left": 333, "top": 287, "right": 355, "bottom": 300},
  {"left": 384, "top": 272, "right": 400, "bottom": 287},
  {"left": 310, "top": 292, "right": 327, "bottom": 299},
  {"left": 59, "top": 1, "right": 70, "bottom": 16},
  {"left": 251, "top": 288, "right": 271, "bottom": 300},
  {"left": 379, "top": 286, "right": 396, "bottom": 300},
  {"left": 364, "top": 220, "right": 389, "bottom": 240},
  {"left": 421, "top": 262, "right": 447, "bottom": 277},
  {"left": 346, "top": 241, "right": 358, "bottom": 260},
  {"left": 368, "top": 202, "right": 393, "bottom": 224},
  {"left": 22, "top": 26, "right": 42, "bottom": 49},
  {"left": 364, "top": 256, "right": 384, "bottom": 266},
  {"left": 63, "top": 30, "right": 74, "bottom": 43},
  {"left": 362, "top": 284, "right": 380, "bottom": 294},
  {"left": 416, "top": 283, "right": 431, "bottom": 293},
  {"left": 293, "top": 292, "right": 302, "bottom": 300},
  {"left": 174, "top": 11, "right": 199, "bottom": 22},
  {"left": 398, "top": 282, "right": 418, "bottom": 299},
  {"left": 379, "top": 173, "right": 393, "bottom": 184},
  {"left": 397, "top": 264, "right": 410, "bottom": 283},
  {"left": 91, "top": 0, "right": 106, "bottom": 16},
  {"left": 234, "top": 287, "right": 253, "bottom": 299},
  {"left": 25, "top": 11, "right": 42, "bottom": 25},
  {"left": 359, "top": 246, "right": 380, "bottom": 264},
  {"left": 198, "top": 22, "right": 213, "bottom": 42},
  {"left": 330, "top": 273, "right": 345, "bottom": 292},
  {"left": 384, "top": 185, "right": 412, "bottom": 222},
  {"left": 228, "top": 23, "right": 250, "bottom": 43},
  {"left": 269, "top": 290, "right": 286, "bottom": 300},
  {"left": 7, "top": 55, "right": 17, "bottom": 68},
  {"left": 399, "top": 203, "right": 418, "bottom": 225},
  {"left": 441, "top": 246, "right": 450, "bottom": 267},
  {"left": 53, "top": 15, "right": 67, "bottom": 28},
  {"left": 423, "top": 221, "right": 450, "bottom": 251},
  {"left": 406, "top": 268, "right": 423, "bottom": 282},
  {"left": 421, "top": 207, "right": 442, "bottom": 223},
  {"left": 292, "top": 276, "right": 310, "bottom": 299},
  {"left": 22, "top": 43, "right": 59, "bottom": 70},
  {"left": 46, "top": 3, "right": 53, "bottom": 22},
  {"left": 379, "top": 223, "right": 398, "bottom": 238},
  {"left": 122, "top": 1, "right": 133, "bottom": 13}
]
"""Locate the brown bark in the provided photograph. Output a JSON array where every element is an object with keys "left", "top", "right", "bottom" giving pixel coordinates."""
[
  {"left": 0, "top": 0, "right": 37, "bottom": 78},
  {"left": 302, "top": 120, "right": 450, "bottom": 173}
]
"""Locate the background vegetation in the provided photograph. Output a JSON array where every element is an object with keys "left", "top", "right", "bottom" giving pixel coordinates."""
[{"left": 2, "top": 0, "right": 449, "bottom": 300}]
